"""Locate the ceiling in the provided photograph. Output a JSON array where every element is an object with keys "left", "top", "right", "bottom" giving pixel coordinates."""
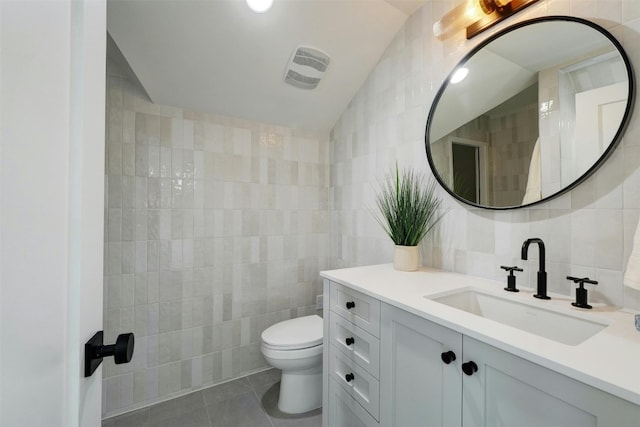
[{"left": 107, "top": 0, "right": 427, "bottom": 132}]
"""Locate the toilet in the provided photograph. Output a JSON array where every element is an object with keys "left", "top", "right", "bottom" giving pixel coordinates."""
[{"left": 260, "top": 314, "right": 323, "bottom": 414}]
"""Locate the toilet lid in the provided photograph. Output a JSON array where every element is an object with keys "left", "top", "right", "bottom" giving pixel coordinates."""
[{"left": 261, "top": 315, "right": 323, "bottom": 350}]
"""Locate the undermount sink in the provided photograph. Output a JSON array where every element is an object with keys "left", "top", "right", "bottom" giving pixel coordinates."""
[{"left": 427, "top": 288, "right": 610, "bottom": 346}]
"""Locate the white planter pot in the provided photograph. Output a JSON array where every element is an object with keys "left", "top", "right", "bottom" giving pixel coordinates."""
[{"left": 393, "top": 245, "right": 420, "bottom": 271}]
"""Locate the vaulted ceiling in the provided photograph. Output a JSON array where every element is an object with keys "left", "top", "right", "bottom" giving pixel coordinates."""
[{"left": 107, "top": 0, "right": 426, "bottom": 131}]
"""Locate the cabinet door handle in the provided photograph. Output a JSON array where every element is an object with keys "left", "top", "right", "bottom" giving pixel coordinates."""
[
  {"left": 345, "top": 373, "right": 355, "bottom": 382},
  {"left": 462, "top": 361, "right": 478, "bottom": 376},
  {"left": 441, "top": 350, "right": 456, "bottom": 364},
  {"left": 345, "top": 337, "right": 355, "bottom": 346},
  {"left": 345, "top": 301, "right": 356, "bottom": 309}
]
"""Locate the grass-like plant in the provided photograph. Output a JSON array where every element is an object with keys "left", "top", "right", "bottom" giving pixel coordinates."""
[{"left": 374, "top": 165, "right": 445, "bottom": 246}]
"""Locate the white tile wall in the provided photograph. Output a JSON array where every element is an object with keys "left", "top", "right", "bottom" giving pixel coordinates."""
[
  {"left": 329, "top": 0, "right": 640, "bottom": 311},
  {"left": 103, "top": 0, "right": 640, "bottom": 418},
  {"left": 103, "top": 59, "right": 328, "bottom": 417}
]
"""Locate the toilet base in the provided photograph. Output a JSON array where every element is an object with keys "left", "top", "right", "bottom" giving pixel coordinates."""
[{"left": 277, "top": 367, "right": 322, "bottom": 414}]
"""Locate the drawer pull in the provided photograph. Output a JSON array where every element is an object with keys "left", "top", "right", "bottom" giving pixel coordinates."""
[
  {"left": 441, "top": 351, "right": 456, "bottom": 364},
  {"left": 345, "top": 373, "right": 355, "bottom": 382},
  {"left": 345, "top": 301, "right": 356, "bottom": 309},
  {"left": 462, "top": 361, "right": 478, "bottom": 376},
  {"left": 345, "top": 337, "right": 355, "bottom": 346}
]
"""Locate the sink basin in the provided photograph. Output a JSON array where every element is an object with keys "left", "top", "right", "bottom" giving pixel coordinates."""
[{"left": 427, "top": 288, "right": 610, "bottom": 345}]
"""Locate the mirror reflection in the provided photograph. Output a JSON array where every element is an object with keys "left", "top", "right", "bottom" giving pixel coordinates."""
[{"left": 426, "top": 17, "right": 633, "bottom": 209}]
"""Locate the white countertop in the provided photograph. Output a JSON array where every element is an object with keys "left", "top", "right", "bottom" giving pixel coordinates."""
[{"left": 321, "top": 264, "right": 640, "bottom": 406}]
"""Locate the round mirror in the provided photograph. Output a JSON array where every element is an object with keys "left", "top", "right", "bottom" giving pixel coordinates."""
[{"left": 425, "top": 16, "right": 634, "bottom": 209}]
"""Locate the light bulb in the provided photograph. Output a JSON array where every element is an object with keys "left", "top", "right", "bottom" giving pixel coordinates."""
[
  {"left": 433, "top": 0, "right": 496, "bottom": 40},
  {"left": 246, "top": 0, "right": 273, "bottom": 13}
]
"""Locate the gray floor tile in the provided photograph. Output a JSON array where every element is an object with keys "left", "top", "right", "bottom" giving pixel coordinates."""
[
  {"left": 103, "top": 374, "right": 322, "bottom": 427},
  {"left": 246, "top": 368, "right": 281, "bottom": 390},
  {"left": 206, "top": 392, "right": 272, "bottom": 427},
  {"left": 258, "top": 383, "right": 321, "bottom": 427},
  {"left": 102, "top": 408, "right": 149, "bottom": 427},
  {"left": 201, "top": 377, "right": 253, "bottom": 406},
  {"left": 271, "top": 411, "right": 322, "bottom": 427},
  {"left": 150, "top": 407, "right": 211, "bottom": 427},
  {"left": 148, "top": 391, "right": 205, "bottom": 424}
]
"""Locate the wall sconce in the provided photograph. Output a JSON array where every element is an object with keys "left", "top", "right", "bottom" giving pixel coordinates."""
[{"left": 433, "top": 0, "right": 540, "bottom": 40}]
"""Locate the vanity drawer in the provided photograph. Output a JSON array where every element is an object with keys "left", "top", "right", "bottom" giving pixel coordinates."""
[
  {"left": 330, "top": 283, "right": 380, "bottom": 337},
  {"left": 328, "top": 377, "right": 379, "bottom": 427},
  {"left": 330, "top": 312, "right": 380, "bottom": 377},
  {"left": 329, "top": 344, "right": 380, "bottom": 421}
]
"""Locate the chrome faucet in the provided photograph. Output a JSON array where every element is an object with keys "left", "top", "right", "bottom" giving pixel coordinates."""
[{"left": 521, "top": 238, "right": 550, "bottom": 300}]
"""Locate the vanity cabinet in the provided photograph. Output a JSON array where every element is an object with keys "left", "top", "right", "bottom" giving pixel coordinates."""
[
  {"left": 323, "top": 280, "right": 640, "bottom": 427},
  {"left": 380, "top": 302, "right": 640, "bottom": 427}
]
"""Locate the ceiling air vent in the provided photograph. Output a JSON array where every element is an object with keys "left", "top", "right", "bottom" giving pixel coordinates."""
[{"left": 283, "top": 46, "right": 330, "bottom": 90}]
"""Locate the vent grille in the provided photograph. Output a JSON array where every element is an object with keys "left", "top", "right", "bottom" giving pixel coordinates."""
[
  {"left": 283, "top": 46, "right": 330, "bottom": 90},
  {"left": 284, "top": 70, "right": 321, "bottom": 90}
]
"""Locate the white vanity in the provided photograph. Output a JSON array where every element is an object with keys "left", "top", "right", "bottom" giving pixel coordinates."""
[{"left": 321, "top": 264, "right": 640, "bottom": 427}]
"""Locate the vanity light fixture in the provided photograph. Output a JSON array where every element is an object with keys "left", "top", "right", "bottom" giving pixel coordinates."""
[
  {"left": 450, "top": 67, "right": 469, "bottom": 84},
  {"left": 246, "top": 0, "right": 273, "bottom": 13},
  {"left": 433, "top": 0, "right": 540, "bottom": 40}
]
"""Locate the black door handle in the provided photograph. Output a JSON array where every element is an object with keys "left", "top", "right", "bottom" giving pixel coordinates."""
[
  {"left": 345, "top": 301, "right": 356, "bottom": 309},
  {"left": 85, "top": 331, "right": 135, "bottom": 377},
  {"left": 345, "top": 373, "right": 355, "bottom": 382},
  {"left": 345, "top": 337, "right": 355, "bottom": 346}
]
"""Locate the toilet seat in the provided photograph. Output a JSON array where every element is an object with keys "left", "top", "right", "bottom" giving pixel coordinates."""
[
  {"left": 261, "top": 341, "right": 323, "bottom": 360},
  {"left": 261, "top": 315, "right": 323, "bottom": 350}
]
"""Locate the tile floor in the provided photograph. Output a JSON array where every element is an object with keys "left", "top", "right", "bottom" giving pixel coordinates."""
[{"left": 102, "top": 369, "right": 322, "bottom": 427}]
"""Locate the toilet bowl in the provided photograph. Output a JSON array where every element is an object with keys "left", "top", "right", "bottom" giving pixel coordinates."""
[{"left": 260, "top": 314, "right": 323, "bottom": 414}]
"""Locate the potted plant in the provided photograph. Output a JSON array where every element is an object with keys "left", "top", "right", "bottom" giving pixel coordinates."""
[{"left": 374, "top": 165, "right": 445, "bottom": 271}]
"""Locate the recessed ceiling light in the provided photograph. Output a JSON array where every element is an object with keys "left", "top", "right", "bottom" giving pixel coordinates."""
[
  {"left": 450, "top": 67, "right": 469, "bottom": 84},
  {"left": 246, "top": 0, "right": 273, "bottom": 13}
]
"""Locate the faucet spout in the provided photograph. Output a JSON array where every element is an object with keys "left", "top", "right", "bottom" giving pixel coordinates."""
[
  {"left": 521, "top": 238, "right": 550, "bottom": 300},
  {"left": 521, "top": 238, "right": 545, "bottom": 272}
]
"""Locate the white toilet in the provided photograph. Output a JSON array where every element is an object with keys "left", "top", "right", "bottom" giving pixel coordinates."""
[{"left": 260, "top": 314, "right": 323, "bottom": 414}]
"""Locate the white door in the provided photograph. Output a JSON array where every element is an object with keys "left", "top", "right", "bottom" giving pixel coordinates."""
[
  {"left": 573, "top": 82, "right": 627, "bottom": 179},
  {"left": 1, "top": 1, "right": 106, "bottom": 426}
]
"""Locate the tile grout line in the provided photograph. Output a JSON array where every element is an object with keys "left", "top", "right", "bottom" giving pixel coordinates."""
[
  {"left": 200, "top": 390, "right": 214, "bottom": 427},
  {"left": 250, "top": 385, "right": 276, "bottom": 427}
]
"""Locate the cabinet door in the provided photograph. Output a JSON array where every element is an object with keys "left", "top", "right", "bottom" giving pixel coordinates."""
[
  {"left": 380, "top": 303, "right": 463, "bottom": 427},
  {"left": 462, "top": 336, "right": 640, "bottom": 427}
]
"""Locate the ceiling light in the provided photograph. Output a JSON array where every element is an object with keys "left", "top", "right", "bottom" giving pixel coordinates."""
[
  {"left": 450, "top": 67, "right": 469, "bottom": 84},
  {"left": 246, "top": 0, "right": 273, "bottom": 13}
]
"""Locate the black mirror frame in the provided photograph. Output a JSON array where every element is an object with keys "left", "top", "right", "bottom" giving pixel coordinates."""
[{"left": 425, "top": 15, "right": 635, "bottom": 210}]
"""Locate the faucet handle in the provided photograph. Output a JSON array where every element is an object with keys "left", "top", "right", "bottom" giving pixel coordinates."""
[
  {"left": 500, "top": 265, "right": 523, "bottom": 292},
  {"left": 566, "top": 276, "right": 598, "bottom": 309},
  {"left": 566, "top": 276, "right": 598, "bottom": 285}
]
